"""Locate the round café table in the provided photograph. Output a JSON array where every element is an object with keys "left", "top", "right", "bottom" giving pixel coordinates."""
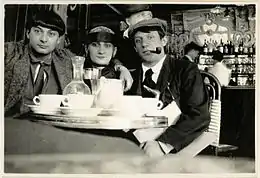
[{"left": 5, "top": 116, "right": 255, "bottom": 174}]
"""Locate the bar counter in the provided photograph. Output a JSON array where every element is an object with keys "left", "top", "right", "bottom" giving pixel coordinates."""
[{"left": 220, "top": 86, "right": 255, "bottom": 158}]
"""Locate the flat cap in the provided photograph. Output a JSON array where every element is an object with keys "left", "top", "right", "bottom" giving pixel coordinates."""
[
  {"left": 27, "top": 10, "right": 65, "bottom": 36},
  {"left": 128, "top": 18, "right": 167, "bottom": 39},
  {"left": 119, "top": 4, "right": 152, "bottom": 17}
]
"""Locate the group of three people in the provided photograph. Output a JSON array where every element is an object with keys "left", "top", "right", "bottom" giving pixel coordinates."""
[{"left": 4, "top": 6, "right": 210, "bottom": 157}]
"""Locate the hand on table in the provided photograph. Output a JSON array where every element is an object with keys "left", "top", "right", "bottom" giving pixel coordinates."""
[{"left": 140, "top": 141, "right": 165, "bottom": 158}]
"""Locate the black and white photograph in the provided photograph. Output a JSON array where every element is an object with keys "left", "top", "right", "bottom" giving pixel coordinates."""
[{"left": 3, "top": 2, "right": 257, "bottom": 175}]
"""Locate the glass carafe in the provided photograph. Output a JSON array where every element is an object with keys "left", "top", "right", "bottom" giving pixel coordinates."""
[{"left": 63, "top": 56, "right": 91, "bottom": 95}]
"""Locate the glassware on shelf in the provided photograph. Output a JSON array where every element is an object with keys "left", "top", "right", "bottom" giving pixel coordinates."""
[{"left": 63, "top": 56, "right": 91, "bottom": 95}]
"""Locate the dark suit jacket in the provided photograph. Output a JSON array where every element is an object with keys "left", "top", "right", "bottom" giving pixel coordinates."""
[
  {"left": 4, "top": 41, "right": 74, "bottom": 114},
  {"left": 182, "top": 55, "right": 193, "bottom": 62},
  {"left": 127, "top": 55, "right": 210, "bottom": 152}
]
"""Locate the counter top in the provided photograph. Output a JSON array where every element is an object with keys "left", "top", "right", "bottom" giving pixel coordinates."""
[{"left": 223, "top": 86, "right": 255, "bottom": 90}]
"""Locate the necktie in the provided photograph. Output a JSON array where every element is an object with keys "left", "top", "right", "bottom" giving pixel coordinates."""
[
  {"left": 142, "top": 68, "right": 156, "bottom": 98},
  {"left": 33, "top": 62, "right": 47, "bottom": 96}
]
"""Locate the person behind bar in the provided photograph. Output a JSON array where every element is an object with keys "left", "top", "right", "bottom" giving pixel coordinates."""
[
  {"left": 182, "top": 41, "right": 202, "bottom": 63},
  {"left": 208, "top": 50, "right": 232, "bottom": 86},
  {"left": 116, "top": 4, "right": 153, "bottom": 70},
  {"left": 127, "top": 18, "right": 210, "bottom": 157},
  {"left": 4, "top": 10, "right": 132, "bottom": 116},
  {"left": 84, "top": 26, "right": 119, "bottom": 78}
]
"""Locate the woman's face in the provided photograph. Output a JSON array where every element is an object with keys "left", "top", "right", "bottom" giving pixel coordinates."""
[{"left": 88, "top": 42, "right": 117, "bottom": 66}]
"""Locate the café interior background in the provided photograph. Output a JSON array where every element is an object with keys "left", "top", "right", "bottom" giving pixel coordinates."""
[
  {"left": 5, "top": 4, "right": 256, "bottom": 56},
  {"left": 4, "top": 3, "right": 256, "bottom": 160}
]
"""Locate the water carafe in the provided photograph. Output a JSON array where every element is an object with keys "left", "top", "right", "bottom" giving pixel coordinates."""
[{"left": 63, "top": 56, "right": 91, "bottom": 95}]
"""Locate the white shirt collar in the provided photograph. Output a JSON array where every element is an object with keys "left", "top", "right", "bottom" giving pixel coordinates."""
[
  {"left": 142, "top": 55, "right": 167, "bottom": 82},
  {"left": 185, "top": 54, "right": 193, "bottom": 62},
  {"left": 123, "top": 29, "right": 129, "bottom": 39}
]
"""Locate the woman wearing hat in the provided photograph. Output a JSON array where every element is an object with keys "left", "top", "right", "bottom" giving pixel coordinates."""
[{"left": 84, "top": 26, "right": 119, "bottom": 78}]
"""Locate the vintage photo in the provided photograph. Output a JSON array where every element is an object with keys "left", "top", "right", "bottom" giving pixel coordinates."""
[{"left": 3, "top": 3, "right": 256, "bottom": 174}]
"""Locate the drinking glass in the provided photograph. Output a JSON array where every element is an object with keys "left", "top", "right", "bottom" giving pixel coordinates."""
[{"left": 83, "top": 68, "right": 102, "bottom": 95}]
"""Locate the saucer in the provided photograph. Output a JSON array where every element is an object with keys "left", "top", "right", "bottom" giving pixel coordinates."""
[
  {"left": 60, "top": 107, "right": 102, "bottom": 117},
  {"left": 27, "top": 105, "right": 60, "bottom": 115}
]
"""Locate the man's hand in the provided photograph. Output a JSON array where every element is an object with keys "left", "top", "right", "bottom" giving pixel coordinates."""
[
  {"left": 141, "top": 141, "right": 165, "bottom": 158},
  {"left": 117, "top": 65, "right": 133, "bottom": 91}
]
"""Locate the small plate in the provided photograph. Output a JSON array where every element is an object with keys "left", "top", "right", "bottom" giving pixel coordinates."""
[
  {"left": 60, "top": 107, "right": 102, "bottom": 117},
  {"left": 26, "top": 105, "right": 60, "bottom": 115}
]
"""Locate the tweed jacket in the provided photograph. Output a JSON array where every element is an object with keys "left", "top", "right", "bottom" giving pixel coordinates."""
[
  {"left": 127, "top": 55, "right": 211, "bottom": 152},
  {"left": 4, "top": 40, "right": 74, "bottom": 114}
]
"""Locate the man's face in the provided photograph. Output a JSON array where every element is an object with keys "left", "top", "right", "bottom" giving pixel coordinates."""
[
  {"left": 27, "top": 25, "right": 61, "bottom": 55},
  {"left": 134, "top": 30, "right": 167, "bottom": 66},
  {"left": 126, "top": 11, "right": 152, "bottom": 26},
  {"left": 88, "top": 42, "right": 117, "bottom": 66},
  {"left": 191, "top": 50, "right": 199, "bottom": 60}
]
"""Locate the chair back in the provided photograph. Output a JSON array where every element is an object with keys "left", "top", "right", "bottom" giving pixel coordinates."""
[{"left": 200, "top": 70, "right": 222, "bottom": 146}]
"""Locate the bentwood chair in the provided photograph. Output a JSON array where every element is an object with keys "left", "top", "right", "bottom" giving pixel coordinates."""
[
  {"left": 176, "top": 71, "right": 237, "bottom": 157},
  {"left": 200, "top": 71, "right": 238, "bottom": 156}
]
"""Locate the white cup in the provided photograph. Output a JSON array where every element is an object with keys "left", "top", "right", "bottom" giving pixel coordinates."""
[
  {"left": 62, "top": 94, "right": 94, "bottom": 109},
  {"left": 33, "top": 94, "right": 64, "bottom": 113},
  {"left": 119, "top": 95, "right": 144, "bottom": 117},
  {"left": 94, "top": 79, "right": 124, "bottom": 109},
  {"left": 140, "top": 98, "right": 163, "bottom": 114}
]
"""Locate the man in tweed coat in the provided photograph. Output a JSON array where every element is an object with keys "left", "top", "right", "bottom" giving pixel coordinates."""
[{"left": 4, "top": 10, "right": 132, "bottom": 116}]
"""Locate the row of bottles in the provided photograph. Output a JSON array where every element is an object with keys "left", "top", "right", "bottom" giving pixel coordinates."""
[{"left": 202, "top": 39, "right": 255, "bottom": 56}]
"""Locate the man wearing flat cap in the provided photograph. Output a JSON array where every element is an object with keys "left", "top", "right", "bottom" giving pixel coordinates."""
[
  {"left": 116, "top": 4, "right": 153, "bottom": 70},
  {"left": 4, "top": 10, "right": 71, "bottom": 116},
  {"left": 127, "top": 18, "right": 210, "bottom": 156},
  {"left": 183, "top": 42, "right": 203, "bottom": 63}
]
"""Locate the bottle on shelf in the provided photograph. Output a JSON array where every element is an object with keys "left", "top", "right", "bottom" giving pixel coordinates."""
[
  {"left": 224, "top": 41, "right": 229, "bottom": 55},
  {"left": 229, "top": 41, "right": 234, "bottom": 55},
  {"left": 243, "top": 45, "right": 248, "bottom": 55},
  {"left": 218, "top": 39, "right": 224, "bottom": 53},
  {"left": 252, "top": 43, "right": 255, "bottom": 55},
  {"left": 234, "top": 42, "right": 239, "bottom": 56},
  {"left": 248, "top": 44, "right": 253, "bottom": 56},
  {"left": 207, "top": 38, "right": 214, "bottom": 55},
  {"left": 238, "top": 40, "right": 244, "bottom": 55},
  {"left": 213, "top": 40, "right": 218, "bottom": 52},
  {"left": 203, "top": 39, "right": 208, "bottom": 55}
]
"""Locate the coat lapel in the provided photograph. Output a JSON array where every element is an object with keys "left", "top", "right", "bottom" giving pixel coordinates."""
[
  {"left": 156, "top": 55, "right": 173, "bottom": 92},
  {"left": 52, "top": 51, "right": 73, "bottom": 91}
]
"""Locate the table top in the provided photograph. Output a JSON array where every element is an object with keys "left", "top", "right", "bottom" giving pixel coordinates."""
[
  {"left": 5, "top": 117, "right": 143, "bottom": 155},
  {"left": 28, "top": 112, "right": 168, "bottom": 130},
  {"left": 5, "top": 153, "right": 255, "bottom": 173},
  {"left": 5, "top": 117, "right": 255, "bottom": 174}
]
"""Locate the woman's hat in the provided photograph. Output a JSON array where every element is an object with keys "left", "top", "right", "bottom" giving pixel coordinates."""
[{"left": 86, "top": 26, "right": 117, "bottom": 46}]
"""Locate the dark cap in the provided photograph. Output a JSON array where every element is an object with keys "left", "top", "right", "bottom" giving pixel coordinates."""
[
  {"left": 212, "top": 50, "right": 223, "bottom": 62},
  {"left": 184, "top": 42, "right": 203, "bottom": 53},
  {"left": 86, "top": 26, "right": 117, "bottom": 46},
  {"left": 128, "top": 18, "right": 167, "bottom": 39},
  {"left": 120, "top": 4, "right": 152, "bottom": 18},
  {"left": 27, "top": 10, "right": 65, "bottom": 36}
]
